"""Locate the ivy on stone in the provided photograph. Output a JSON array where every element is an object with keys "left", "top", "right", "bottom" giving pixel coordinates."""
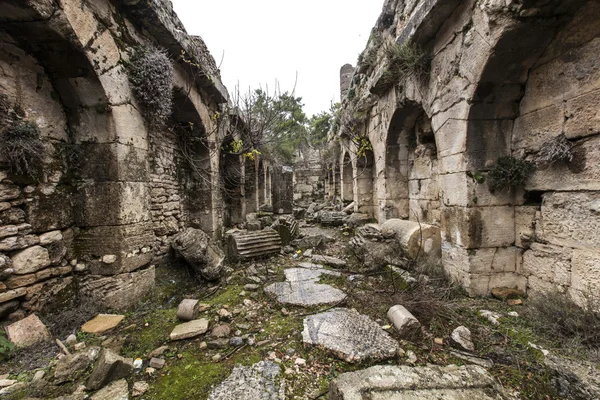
[{"left": 128, "top": 47, "right": 174, "bottom": 127}]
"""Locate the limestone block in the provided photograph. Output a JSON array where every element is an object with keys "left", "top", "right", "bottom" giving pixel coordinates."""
[
  {"left": 11, "top": 246, "right": 50, "bottom": 275},
  {"left": 61, "top": 0, "right": 98, "bottom": 46},
  {"left": 86, "top": 29, "right": 121, "bottom": 73},
  {"left": 76, "top": 181, "right": 150, "bottom": 227},
  {"left": 81, "top": 314, "right": 125, "bottom": 334},
  {"left": 515, "top": 206, "right": 538, "bottom": 248},
  {"left": 80, "top": 266, "right": 155, "bottom": 311},
  {"left": 442, "top": 206, "right": 515, "bottom": 248},
  {"left": 90, "top": 378, "right": 129, "bottom": 400},
  {"left": 434, "top": 119, "right": 468, "bottom": 158},
  {"left": 387, "top": 305, "right": 420, "bottom": 338},
  {"left": 438, "top": 153, "right": 468, "bottom": 174},
  {"left": 565, "top": 88, "right": 600, "bottom": 139},
  {"left": 0, "top": 234, "right": 39, "bottom": 253},
  {"left": 465, "top": 120, "right": 512, "bottom": 170},
  {"left": 208, "top": 361, "right": 283, "bottom": 400},
  {"left": 24, "top": 187, "right": 74, "bottom": 232},
  {"left": 431, "top": 101, "right": 469, "bottom": 133},
  {"left": 467, "top": 272, "right": 527, "bottom": 297},
  {"left": 527, "top": 275, "right": 558, "bottom": 296},
  {"left": 77, "top": 222, "right": 154, "bottom": 275},
  {"left": 539, "top": 192, "right": 600, "bottom": 249},
  {"left": 467, "top": 247, "right": 521, "bottom": 275},
  {"left": 111, "top": 104, "right": 149, "bottom": 151},
  {"left": 0, "top": 288, "right": 26, "bottom": 304},
  {"left": 330, "top": 365, "right": 507, "bottom": 400},
  {"left": 177, "top": 299, "right": 201, "bottom": 321},
  {"left": 408, "top": 179, "right": 439, "bottom": 201},
  {"left": 98, "top": 65, "right": 135, "bottom": 105},
  {"left": 78, "top": 143, "right": 148, "bottom": 182},
  {"left": 381, "top": 219, "right": 441, "bottom": 259},
  {"left": 527, "top": 135, "right": 600, "bottom": 191},
  {"left": 522, "top": 243, "right": 572, "bottom": 286},
  {"left": 0, "top": 184, "right": 20, "bottom": 202},
  {"left": 520, "top": 38, "right": 600, "bottom": 115},
  {"left": 170, "top": 319, "right": 209, "bottom": 341},
  {"left": 512, "top": 105, "right": 564, "bottom": 151},
  {"left": 39, "top": 230, "right": 63, "bottom": 245},
  {"left": 569, "top": 249, "right": 600, "bottom": 307},
  {"left": 5, "top": 314, "right": 50, "bottom": 347},
  {"left": 54, "top": 347, "right": 100, "bottom": 384},
  {"left": 87, "top": 348, "right": 133, "bottom": 391}
]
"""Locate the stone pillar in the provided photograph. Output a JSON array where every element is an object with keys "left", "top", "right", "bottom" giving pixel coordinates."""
[
  {"left": 271, "top": 166, "right": 294, "bottom": 214},
  {"left": 340, "top": 64, "right": 354, "bottom": 99}
]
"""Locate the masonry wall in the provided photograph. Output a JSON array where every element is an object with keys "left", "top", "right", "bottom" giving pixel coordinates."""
[
  {"left": 334, "top": 0, "right": 600, "bottom": 303},
  {"left": 0, "top": 0, "right": 229, "bottom": 319},
  {"left": 293, "top": 146, "right": 326, "bottom": 205}
]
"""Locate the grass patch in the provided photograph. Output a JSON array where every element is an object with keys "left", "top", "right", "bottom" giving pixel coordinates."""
[{"left": 121, "top": 308, "right": 178, "bottom": 358}]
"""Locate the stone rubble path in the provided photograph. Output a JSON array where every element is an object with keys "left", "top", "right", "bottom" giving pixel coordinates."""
[
  {"left": 208, "top": 361, "right": 284, "bottom": 400},
  {"left": 264, "top": 262, "right": 346, "bottom": 307},
  {"left": 302, "top": 308, "right": 399, "bottom": 363}
]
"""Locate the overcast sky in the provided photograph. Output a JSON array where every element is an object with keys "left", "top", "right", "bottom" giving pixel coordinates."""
[{"left": 171, "top": 0, "right": 385, "bottom": 117}]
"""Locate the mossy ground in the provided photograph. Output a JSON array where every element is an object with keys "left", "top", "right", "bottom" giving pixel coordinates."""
[{"left": 2, "top": 227, "right": 596, "bottom": 399}]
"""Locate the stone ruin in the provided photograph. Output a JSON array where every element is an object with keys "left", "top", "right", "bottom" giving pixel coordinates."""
[
  {"left": 0, "top": 0, "right": 281, "bottom": 318},
  {"left": 326, "top": 0, "right": 600, "bottom": 305},
  {"left": 0, "top": 0, "right": 599, "bottom": 399}
]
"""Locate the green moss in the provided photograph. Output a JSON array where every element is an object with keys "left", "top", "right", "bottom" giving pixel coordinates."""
[
  {"left": 206, "top": 285, "right": 244, "bottom": 306},
  {"left": 147, "top": 352, "right": 230, "bottom": 400},
  {"left": 122, "top": 308, "right": 178, "bottom": 358}
]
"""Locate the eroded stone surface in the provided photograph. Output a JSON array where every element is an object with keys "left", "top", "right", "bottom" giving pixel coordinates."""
[
  {"left": 302, "top": 308, "right": 398, "bottom": 362},
  {"left": 265, "top": 267, "right": 345, "bottom": 307},
  {"left": 329, "top": 364, "right": 509, "bottom": 400},
  {"left": 5, "top": 314, "right": 50, "bottom": 347},
  {"left": 208, "top": 361, "right": 284, "bottom": 400},
  {"left": 81, "top": 314, "right": 125, "bottom": 334},
  {"left": 169, "top": 318, "right": 209, "bottom": 341}
]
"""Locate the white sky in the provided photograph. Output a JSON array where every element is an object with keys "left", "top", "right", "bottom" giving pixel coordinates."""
[{"left": 171, "top": 0, "right": 385, "bottom": 117}]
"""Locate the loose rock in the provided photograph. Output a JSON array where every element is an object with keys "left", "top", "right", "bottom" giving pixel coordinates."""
[
  {"left": 5, "top": 314, "right": 50, "bottom": 347},
  {"left": 81, "top": 314, "right": 125, "bottom": 334},
  {"left": 170, "top": 319, "right": 210, "bottom": 341},
  {"left": 177, "top": 299, "right": 201, "bottom": 321},
  {"left": 87, "top": 348, "right": 133, "bottom": 391},
  {"left": 208, "top": 361, "right": 284, "bottom": 400},
  {"left": 451, "top": 326, "right": 475, "bottom": 352},
  {"left": 302, "top": 308, "right": 399, "bottom": 362},
  {"left": 387, "top": 305, "right": 421, "bottom": 339}
]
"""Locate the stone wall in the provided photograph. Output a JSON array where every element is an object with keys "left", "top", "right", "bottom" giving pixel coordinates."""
[
  {"left": 0, "top": 0, "right": 235, "bottom": 318},
  {"left": 333, "top": 0, "right": 600, "bottom": 303},
  {"left": 293, "top": 146, "right": 326, "bottom": 205}
]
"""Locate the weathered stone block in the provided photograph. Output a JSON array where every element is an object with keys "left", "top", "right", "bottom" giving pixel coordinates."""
[
  {"left": 11, "top": 245, "right": 50, "bottom": 275},
  {"left": 569, "top": 249, "right": 600, "bottom": 307},
  {"left": 539, "top": 192, "right": 600, "bottom": 249},
  {"left": 87, "top": 348, "right": 133, "bottom": 391},
  {"left": 512, "top": 104, "right": 564, "bottom": 151},
  {"left": 565, "top": 88, "right": 600, "bottom": 139},
  {"left": 80, "top": 266, "right": 155, "bottom": 311},
  {"left": 522, "top": 243, "right": 572, "bottom": 286},
  {"left": 441, "top": 206, "right": 515, "bottom": 248},
  {"left": 5, "top": 314, "right": 50, "bottom": 347}
]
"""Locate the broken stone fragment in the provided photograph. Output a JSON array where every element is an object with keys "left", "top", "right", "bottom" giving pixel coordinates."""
[
  {"left": 176, "top": 299, "right": 201, "bottom": 321},
  {"left": 169, "top": 318, "right": 209, "bottom": 341},
  {"left": 171, "top": 228, "right": 224, "bottom": 281},
  {"left": 132, "top": 380, "right": 149, "bottom": 397},
  {"left": 147, "top": 345, "right": 169, "bottom": 359},
  {"left": 90, "top": 378, "right": 129, "bottom": 400},
  {"left": 81, "top": 314, "right": 125, "bottom": 334},
  {"left": 380, "top": 219, "right": 442, "bottom": 259},
  {"left": 54, "top": 347, "right": 101, "bottom": 384},
  {"left": 10, "top": 246, "right": 50, "bottom": 275},
  {"left": 302, "top": 308, "right": 399, "bottom": 362},
  {"left": 310, "top": 254, "right": 346, "bottom": 268},
  {"left": 5, "top": 314, "right": 50, "bottom": 348},
  {"left": 87, "top": 348, "right": 133, "bottom": 391},
  {"left": 387, "top": 305, "right": 421, "bottom": 339},
  {"left": 227, "top": 229, "right": 282, "bottom": 261},
  {"left": 450, "top": 326, "right": 475, "bottom": 352},
  {"left": 149, "top": 357, "right": 165, "bottom": 369},
  {"left": 211, "top": 324, "right": 231, "bottom": 338},
  {"left": 208, "top": 361, "right": 284, "bottom": 400},
  {"left": 330, "top": 364, "right": 507, "bottom": 399}
]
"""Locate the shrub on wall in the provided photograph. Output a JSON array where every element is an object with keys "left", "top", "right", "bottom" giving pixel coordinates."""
[
  {"left": 0, "top": 119, "right": 45, "bottom": 179},
  {"left": 383, "top": 41, "right": 429, "bottom": 82},
  {"left": 537, "top": 133, "right": 573, "bottom": 166},
  {"left": 128, "top": 47, "right": 173, "bottom": 127},
  {"left": 487, "top": 156, "right": 535, "bottom": 192}
]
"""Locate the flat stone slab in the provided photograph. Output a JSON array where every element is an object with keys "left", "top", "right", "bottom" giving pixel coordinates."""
[
  {"left": 170, "top": 318, "right": 209, "bottom": 341},
  {"left": 311, "top": 255, "right": 347, "bottom": 268},
  {"left": 208, "top": 361, "right": 284, "bottom": 400},
  {"left": 6, "top": 314, "right": 50, "bottom": 347},
  {"left": 302, "top": 308, "right": 399, "bottom": 362},
  {"left": 329, "top": 364, "right": 509, "bottom": 400},
  {"left": 265, "top": 268, "right": 345, "bottom": 307},
  {"left": 81, "top": 314, "right": 125, "bottom": 334}
]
